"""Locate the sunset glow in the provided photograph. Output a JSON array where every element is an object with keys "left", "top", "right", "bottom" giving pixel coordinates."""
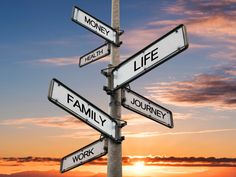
[
  {"left": 132, "top": 161, "right": 146, "bottom": 175},
  {"left": 1, "top": 0, "right": 236, "bottom": 177}
]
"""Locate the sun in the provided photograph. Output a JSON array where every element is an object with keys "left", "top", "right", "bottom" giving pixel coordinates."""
[{"left": 133, "top": 161, "right": 145, "bottom": 174}]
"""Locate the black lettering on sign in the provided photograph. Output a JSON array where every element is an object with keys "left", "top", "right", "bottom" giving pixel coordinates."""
[
  {"left": 134, "top": 47, "right": 159, "bottom": 72},
  {"left": 84, "top": 54, "right": 95, "bottom": 62},
  {"left": 84, "top": 16, "right": 110, "bottom": 36},
  {"left": 130, "top": 98, "right": 166, "bottom": 119},
  {"left": 67, "top": 94, "right": 107, "bottom": 126},
  {"left": 88, "top": 148, "right": 94, "bottom": 155},
  {"left": 72, "top": 148, "right": 95, "bottom": 163},
  {"left": 96, "top": 48, "right": 104, "bottom": 56},
  {"left": 84, "top": 48, "right": 104, "bottom": 62},
  {"left": 99, "top": 115, "right": 106, "bottom": 126}
]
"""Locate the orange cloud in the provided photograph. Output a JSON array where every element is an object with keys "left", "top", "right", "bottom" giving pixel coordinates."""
[
  {"left": 123, "top": 128, "right": 236, "bottom": 138},
  {"left": 164, "top": 0, "right": 236, "bottom": 17},
  {"left": 0, "top": 116, "right": 84, "bottom": 129},
  {"left": 145, "top": 74, "right": 236, "bottom": 109},
  {"left": 1, "top": 156, "right": 236, "bottom": 167},
  {"left": 0, "top": 116, "right": 101, "bottom": 140},
  {"left": 37, "top": 57, "right": 78, "bottom": 66},
  {"left": 0, "top": 170, "right": 106, "bottom": 177}
]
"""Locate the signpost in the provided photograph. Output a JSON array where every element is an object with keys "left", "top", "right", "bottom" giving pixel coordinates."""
[
  {"left": 122, "top": 87, "right": 173, "bottom": 128},
  {"left": 79, "top": 43, "right": 110, "bottom": 67},
  {"left": 60, "top": 138, "right": 107, "bottom": 173},
  {"left": 48, "top": 78, "right": 120, "bottom": 141},
  {"left": 47, "top": 1, "right": 189, "bottom": 176},
  {"left": 72, "top": 6, "right": 119, "bottom": 46},
  {"left": 111, "top": 24, "right": 189, "bottom": 91}
]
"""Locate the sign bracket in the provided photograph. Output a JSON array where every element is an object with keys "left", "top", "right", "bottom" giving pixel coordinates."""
[{"left": 101, "top": 64, "right": 115, "bottom": 77}]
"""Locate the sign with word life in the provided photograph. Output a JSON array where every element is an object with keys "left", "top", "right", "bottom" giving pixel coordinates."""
[
  {"left": 72, "top": 6, "right": 119, "bottom": 46},
  {"left": 112, "top": 24, "right": 188, "bottom": 91},
  {"left": 60, "top": 138, "right": 107, "bottom": 173},
  {"left": 79, "top": 43, "right": 110, "bottom": 67},
  {"left": 122, "top": 87, "right": 173, "bottom": 128},
  {"left": 48, "top": 79, "right": 119, "bottom": 141}
]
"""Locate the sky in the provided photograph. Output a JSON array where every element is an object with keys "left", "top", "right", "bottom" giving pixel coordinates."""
[{"left": 0, "top": 0, "right": 236, "bottom": 176}]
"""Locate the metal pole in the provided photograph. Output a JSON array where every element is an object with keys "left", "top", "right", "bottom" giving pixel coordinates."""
[{"left": 107, "top": 0, "right": 122, "bottom": 177}]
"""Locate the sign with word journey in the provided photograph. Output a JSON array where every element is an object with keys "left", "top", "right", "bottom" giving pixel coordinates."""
[
  {"left": 60, "top": 138, "right": 107, "bottom": 173},
  {"left": 72, "top": 6, "right": 119, "bottom": 46},
  {"left": 80, "top": 43, "right": 110, "bottom": 67},
  {"left": 122, "top": 87, "right": 173, "bottom": 128},
  {"left": 48, "top": 78, "right": 119, "bottom": 141},
  {"left": 111, "top": 24, "right": 188, "bottom": 91}
]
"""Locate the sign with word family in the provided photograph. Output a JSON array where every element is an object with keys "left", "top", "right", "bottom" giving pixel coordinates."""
[
  {"left": 48, "top": 79, "right": 119, "bottom": 141},
  {"left": 79, "top": 43, "right": 110, "bottom": 67},
  {"left": 60, "top": 138, "right": 107, "bottom": 173},
  {"left": 112, "top": 24, "right": 189, "bottom": 91},
  {"left": 122, "top": 87, "right": 173, "bottom": 128},
  {"left": 72, "top": 6, "right": 119, "bottom": 46}
]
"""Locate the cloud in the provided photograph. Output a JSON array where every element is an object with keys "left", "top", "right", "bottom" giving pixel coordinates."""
[
  {"left": 0, "top": 116, "right": 85, "bottom": 129},
  {"left": 164, "top": 0, "right": 236, "bottom": 17},
  {"left": 124, "top": 128, "right": 236, "bottom": 138},
  {"left": 211, "top": 46, "right": 236, "bottom": 61},
  {"left": 145, "top": 73, "right": 236, "bottom": 109},
  {"left": 37, "top": 57, "right": 79, "bottom": 66},
  {"left": 121, "top": 0, "right": 236, "bottom": 63},
  {"left": 121, "top": 15, "right": 236, "bottom": 64},
  {"left": 147, "top": 15, "right": 236, "bottom": 44},
  {"left": 188, "top": 43, "right": 213, "bottom": 50},
  {"left": 122, "top": 155, "right": 236, "bottom": 167},
  {"left": 90, "top": 155, "right": 236, "bottom": 167},
  {"left": 35, "top": 1, "right": 236, "bottom": 66},
  {"left": 1, "top": 156, "right": 236, "bottom": 168},
  {"left": 0, "top": 170, "right": 106, "bottom": 177},
  {"left": 225, "top": 70, "right": 236, "bottom": 76},
  {"left": 53, "top": 131, "right": 99, "bottom": 139},
  {"left": 121, "top": 28, "right": 166, "bottom": 53},
  {"left": 172, "top": 112, "right": 193, "bottom": 120},
  {"left": 0, "top": 157, "right": 60, "bottom": 163},
  {"left": 0, "top": 116, "right": 101, "bottom": 139}
]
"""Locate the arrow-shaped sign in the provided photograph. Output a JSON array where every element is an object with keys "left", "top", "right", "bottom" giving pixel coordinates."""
[
  {"left": 72, "top": 6, "right": 119, "bottom": 46},
  {"left": 111, "top": 24, "right": 188, "bottom": 91},
  {"left": 79, "top": 43, "right": 110, "bottom": 67},
  {"left": 48, "top": 79, "right": 120, "bottom": 141},
  {"left": 122, "top": 87, "right": 173, "bottom": 128},
  {"left": 60, "top": 137, "right": 107, "bottom": 173}
]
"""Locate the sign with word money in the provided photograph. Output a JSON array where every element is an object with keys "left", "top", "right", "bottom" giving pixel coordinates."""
[{"left": 72, "top": 6, "right": 119, "bottom": 46}]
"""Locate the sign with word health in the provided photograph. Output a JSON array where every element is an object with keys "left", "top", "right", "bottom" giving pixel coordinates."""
[
  {"left": 72, "top": 6, "right": 119, "bottom": 46},
  {"left": 80, "top": 43, "right": 110, "bottom": 67},
  {"left": 48, "top": 79, "right": 119, "bottom": 141},
  {"left": 60, "top": 138, "right": 107, "bottom": 173},
  {"left": 112, "top": 24, "right": 189, "bottom": 91},
  {"left": 122, "top": 87, "right": 173, "bottom": 128}
]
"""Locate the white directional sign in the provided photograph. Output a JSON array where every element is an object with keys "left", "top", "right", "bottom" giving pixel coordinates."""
[
  {"left": 112, "top": 24, "right": 188, "bottom": 91},
  {"left": 79, "top": 43, "right": 110, "bottom": 67},
  {"left": 122, "top": 88, "right": 173, "bottom": 128},
  {"left": 72, "top": 6, "right": 119, "bottom": 46},
  {"left": 48, "top": 79, "right": 119, "bottom": 141},
  {"left": 60, "top": 138, "right": 107, "bottom": 173}
]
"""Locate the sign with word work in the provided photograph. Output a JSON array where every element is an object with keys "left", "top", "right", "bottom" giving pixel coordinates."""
[
  {"left": 48, "top": 79, "right": 119, "bottom": 141},
  {"left": 122, "top": 87, "right": 173, "bottom": 128},
  {"left": 111, "top": 24, "right": 189, "bottom": 91},
  {"left": 79, "top": 43, "right": 110, "bottom": 67},
  {"left": 72, "top": 6, "right": 119, "bottom": 46},
  {"left": 60, "top": 138, "right": 107, "bottom": 173}
]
